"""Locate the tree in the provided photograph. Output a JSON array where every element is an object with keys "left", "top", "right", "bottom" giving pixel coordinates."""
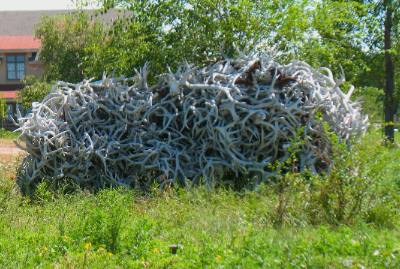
[
  {"left": 92, "top": 0, "right": 375, "bottom": 88},
  {"left": 361, "top": 0, "right": 400, "bottom": 142},
  {"left": 86, "top": 0, "right": 312, "bottom": 78},
  {"left": 37, "top": 0, "right": 397, "bottom": 134},
  {"left": 299, "top": 1, "right": 370, "bottom": 84},
  {"left": 46, "top": 1, "right": 373, "bottom": 86},
  {"left": 383, "top": 0, "right": 397, "bottom": 142},
  {"left": 36, "top": 11, "right": 105, "bottom": 82},
  {"left": 301, "top": 0, "right": 400, "bottom": 138}
]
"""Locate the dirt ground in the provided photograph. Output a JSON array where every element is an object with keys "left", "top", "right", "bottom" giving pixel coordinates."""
[
  {"left": 0, "top": 139, "right": 25, "bottom": 179},
  {"left": 0, "top": 139, "right": 24, "bottom": 153}
]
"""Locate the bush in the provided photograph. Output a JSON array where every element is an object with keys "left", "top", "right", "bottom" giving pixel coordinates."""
[
  {"left": 268, "top": 129, "right": 400, "bottom": 227},
  {"left": 19, "top": 76, "right": 52, "bottom": 110}
]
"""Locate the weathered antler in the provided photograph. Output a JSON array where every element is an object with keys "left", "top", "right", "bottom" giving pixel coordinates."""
[{"left": 16, "top": 51, "right": 368, "bottom": 191}]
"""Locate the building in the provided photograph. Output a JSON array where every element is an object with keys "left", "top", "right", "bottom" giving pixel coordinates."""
[
  {"left": 0, "top": 10, "right": 120, "bottom": 129},
  {"left": 0, "top": 35, "right": 42, "bottom": 128}
]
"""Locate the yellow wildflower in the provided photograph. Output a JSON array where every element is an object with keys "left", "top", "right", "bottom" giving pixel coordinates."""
[
  {"left": 84, "top": 242, "right": 92, "bottom": 250},
  {"left": 62, "top": 235, "right": 70, "bottom": 241},
  {"left": 215, "top": 255, "right": 222, "bottom": 263}
]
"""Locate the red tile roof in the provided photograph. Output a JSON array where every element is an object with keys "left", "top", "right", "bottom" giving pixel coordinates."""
[
  {"left": 0, "top": 36, "right": 41, "bottom": 51},
  {"left": 0, "top": 91, "right": 18, "bottom": 99},
  {"left": 0, "top": 10, "right": 125, "bottom": 36}
]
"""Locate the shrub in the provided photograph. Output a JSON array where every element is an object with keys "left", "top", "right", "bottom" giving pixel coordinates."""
[
  {"left": 268, "top": 129, "right": 400, "bottom": 227},
  {"left": 19, "top": 76, "right": 52, "bottom": 110}
]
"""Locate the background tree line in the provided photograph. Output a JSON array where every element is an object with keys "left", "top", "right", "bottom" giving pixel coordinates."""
[{"left": 21, "top": 0, "right": 399, "bottom": 141}]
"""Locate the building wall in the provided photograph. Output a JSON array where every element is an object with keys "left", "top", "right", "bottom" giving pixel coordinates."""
[{"left": 0, "top": 51, "right": 44, "bottom": 85}]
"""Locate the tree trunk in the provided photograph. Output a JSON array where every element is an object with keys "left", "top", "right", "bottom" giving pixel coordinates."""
[{"left": 384, "top": 2, "right": 395, "bottom": 143}]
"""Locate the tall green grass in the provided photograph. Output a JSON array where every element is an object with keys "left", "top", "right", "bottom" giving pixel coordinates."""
[
  {"left": 0, "top": 130, "right": 399, "bottom": 268},
  {"left": 0, "top": 128, "right": 20, "bottom": 140}
]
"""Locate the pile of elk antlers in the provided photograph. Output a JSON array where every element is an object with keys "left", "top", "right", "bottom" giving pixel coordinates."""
[{"left": 16, "top": 52, "right": 368, "bottom": 192}]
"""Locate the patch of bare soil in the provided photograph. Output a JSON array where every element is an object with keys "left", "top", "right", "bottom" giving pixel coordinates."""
[{"left": 0, "top": 139, "right": 25, "bottom": 179}]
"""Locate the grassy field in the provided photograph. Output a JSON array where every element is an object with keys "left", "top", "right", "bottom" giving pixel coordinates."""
[{"left": 0, "top": 130, "right": 399, "bottom": 268}]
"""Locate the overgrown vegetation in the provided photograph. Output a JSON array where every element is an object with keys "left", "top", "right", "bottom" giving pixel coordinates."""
[{"left": 0, "top": 130, "right": 399, "bottom": 267}]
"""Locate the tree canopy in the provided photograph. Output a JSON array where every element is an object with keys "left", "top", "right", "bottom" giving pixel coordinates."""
[{"left": 29, "top": 0, "right": 400, "bottom": 138}]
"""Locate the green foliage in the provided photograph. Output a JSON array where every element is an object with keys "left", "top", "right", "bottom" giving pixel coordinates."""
[
  {"left": 354, "top": 87, "right": 384, "bottom": 122},
  {"left": 19, "top": 76, "right": 52, "bottom": 110},
  {"left": 0, "top": 129, "right": 20, "bottom": 139},
  {"left": 300, "top": 1, "right": 370, "bottom": 84},
  {"left": 35, "top": 0, "right": 398, "bottom": 122},
  {"left": 87, "top": 0, "right": 289, "bottom": 77},
  {"left": 37, "top": 1, "right": 315, "bottom": 79},
  {"left": 0, "top": 130, "right": 399, "bottom": 267},
  {"left": 264, "top": 125, "right": 400, "bottom": 227},
  {"left": 0, "top": 99, "right": 6, "bottom": 121},
  {"left": 0, "top": 99, "right": 6, "bottom": 130},
  {"left": 36, "top": 12, "right": 105, "bottom": 82}
]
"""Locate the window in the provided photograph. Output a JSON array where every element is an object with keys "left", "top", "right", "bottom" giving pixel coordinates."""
[
  {"left": 6, "top": 55, "right": 25, "bottom": 80},
  {"left": 28, "top": 52, "right": 37, "bottom": 62}
]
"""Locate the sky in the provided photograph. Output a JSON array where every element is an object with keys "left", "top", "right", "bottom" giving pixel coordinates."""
[{"left": 0, "top": 0, "right": 98, "bottom": 11}]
